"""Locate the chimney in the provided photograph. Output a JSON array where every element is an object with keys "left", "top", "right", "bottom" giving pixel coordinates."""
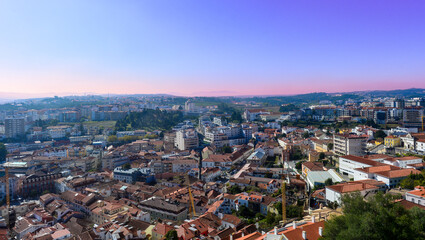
[
  {"left": 230, "top": 234, "right": 233, "bottom": 240},
  {"left": 302, "top": 231, "right": 307, "bottom": 240},
  {"left": 255, "top": 222, "right": 259, "bottom": 230},
  {"left": 292, "top": 221, "right": 296, "bottom": 229},
  {"left": 312, "top": 216, "right": 316, "bottom": 223},
  {"left": 274, "top": 226, "right": 277, "bottom": 235},
  {"left": 319, "top": 227, "right": 323, "bottom": 236}
]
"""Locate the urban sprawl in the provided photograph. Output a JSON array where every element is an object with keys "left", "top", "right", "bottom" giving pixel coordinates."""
[{"left": 1, "top": 92, "right": 425, "bottom": 239}]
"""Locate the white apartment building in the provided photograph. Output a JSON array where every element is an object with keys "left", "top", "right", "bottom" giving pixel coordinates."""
[
  {"left": 174, "top": 129, "right": 199, "bottom": 151},
  {"left": 47, "top": 125, "right": 71, "bottom": 139},
  {"left": 333, "top": 134, "right": 367, "bottom": 156}
]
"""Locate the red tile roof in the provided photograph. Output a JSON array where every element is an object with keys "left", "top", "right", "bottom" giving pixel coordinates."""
[
  {"left": 279, "top": 221, "right": 325, "bottom": 240},
  {"left": 153, "top": 222, "right": 174, "bottom": 236},
  {"left": 326, "top": 180, "right": 385, "bottom": 194}
]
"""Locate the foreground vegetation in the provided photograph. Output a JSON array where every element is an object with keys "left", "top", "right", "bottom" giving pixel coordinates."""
[{"left": 321, "top": 192, "right": 425, "bottom": 240}]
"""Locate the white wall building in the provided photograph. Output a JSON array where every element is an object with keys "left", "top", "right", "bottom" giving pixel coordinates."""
[
  {"left": 405, "top": 186, "right": 425, "bottom": 207},
  {"left": 175, "top": 129, "right": 199, "bottom": 151},
  {"left": 333, "top": 134, "right": 367, "bottom": 156}
]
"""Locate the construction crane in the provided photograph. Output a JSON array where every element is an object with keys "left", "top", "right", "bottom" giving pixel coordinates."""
[
  {"left": 281, "top": 150, "right": 289, "bottom": 225},
  {"left": 422, "top": 116, "right": 425, "bottom": 132},
  {"left": 281, "top": 175, "right": 286, "bottom": 224},
  {"left": 186, "top": 174, "right": 196, "bottom": 219}
]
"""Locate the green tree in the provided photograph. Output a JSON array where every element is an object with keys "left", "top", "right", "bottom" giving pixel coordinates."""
[
  {"left": 321, "top": 192, "right": 425, "bottom": 240},
  {"left": 400, "top": 171, "right": 425, "bottom": 189},
  {"left": 108, "top": 135, "right": 118, "bottom": 142},
  {"left": 325, "top": 178, "right": 334, "bottom": 186},
  {"left": 374, "top": 130, "right": 387, "bottom": 139},
  {"left": 0, "top": 143, "right": 7, "bottom": 162},
  {"left": 303, "top": 132, "right": 311, "bottom": 139},
  {"left": 319, "top": 152, "right": 326, "bottom": 160},
  {"left": 122, "top": 163, "right": 131, "bottom": 170},
  {"left": 228, "top": 185, "right": 242, "bottom": 194},
  {"left": 295, "top": 161, "right": 304, "bottom": 171},
  {"left": 237, "top": 205, "right": 256, "bottom": 218},
  {"left": 221, "top": 145, "right": 233, "bottom": 154},
  {"left": 327, "top": 143, "right": 333, "bottom": 151},
  {"left": 165, "top": 229, "right": 178, "bottom": 240}
]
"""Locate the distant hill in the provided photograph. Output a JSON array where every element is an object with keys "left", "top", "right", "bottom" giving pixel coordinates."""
[{"left": 347, "top": 88, "right": 425, "bottom": 98}]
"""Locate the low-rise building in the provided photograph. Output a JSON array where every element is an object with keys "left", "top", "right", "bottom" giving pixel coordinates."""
[
  {"left": 139, "top": 197, "right": 188, "bottom": 222},
  {"left": 384, "top": 135, "right": 401, "bottom": 148},
  {"left": 113, "top": 167, "right": 142, "bottom": 183},
  {"left": 405, "top": 186, "right": 425, "bottom": 207},
  {"left": 326, "top": 179, "right": 386, "bottom": 204}
]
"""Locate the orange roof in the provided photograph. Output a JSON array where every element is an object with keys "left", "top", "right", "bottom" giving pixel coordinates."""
[
  {"left": 327, "top": 180, "right": 384, "bottom": 193},
  {"left": 341, "top": 155, "right": 386, "bottom": 167},
  {"left": 407, "top": 187, "right": 425, "bottom": 198},
  {"left": 153, "top": 222, "right": 174, "bottom": 236},
  {"left": 235, "top": 232, "right": 262, "bottom": 240},
  {"left": 376, "top": 169, "right": 420, "bottom": 178},
  {"left": 278, "top": 221, "right": 325, "bottom": 240}
]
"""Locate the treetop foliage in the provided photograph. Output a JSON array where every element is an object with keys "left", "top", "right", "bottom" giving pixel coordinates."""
[
  {"left": 115, "top": 109, "right": 184, "bottom": 131},
  {"left": 321, "top": 192, "right": 425, "bottom": 240}
]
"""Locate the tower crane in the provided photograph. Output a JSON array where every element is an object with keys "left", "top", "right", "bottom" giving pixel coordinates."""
[
  {"left": 186, "top": 174, "right": 196, "bottom": 218},
  {"left": 5, "top": 165, "right": 11, "bottom": 236}
]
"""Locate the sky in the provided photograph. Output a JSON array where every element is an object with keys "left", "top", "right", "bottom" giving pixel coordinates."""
[{"left": 1, "top": 0, "right": 425, "bottom": 98}]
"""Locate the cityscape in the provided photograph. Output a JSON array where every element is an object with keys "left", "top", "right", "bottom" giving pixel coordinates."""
[{"left": 1, "top": 1, "right": 425, "bottom": 240}]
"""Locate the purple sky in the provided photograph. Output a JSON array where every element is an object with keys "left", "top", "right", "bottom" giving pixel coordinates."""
[{"left": 1, "top": 0, "right": 425, "bottom": 97}]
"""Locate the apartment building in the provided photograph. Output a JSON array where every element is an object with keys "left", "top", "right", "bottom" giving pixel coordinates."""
[
  {"left": 5, "top": 117, "right": 25, "bottom": 138},
  {"left": 333, "top": 134, "right": 367, "bottom": 156},
  {"left": 175, "top": 129, "right": 199, "bottom": 151}
]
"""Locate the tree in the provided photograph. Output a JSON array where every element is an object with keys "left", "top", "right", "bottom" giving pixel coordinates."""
[
  {"left": 327, "top": 143, "right": 334, "bottom": 152},
  {"left": 279, "top": 104, "right": 298, "bottom": 113},
  {"left": 122, "top": 163, "right": 131, "bottom": 170},
  {"left": 0, "top": 143, "right": 7, "bottom": 163},
  {"left": 228, "top": 185, "right": 242, "bottom": 194},
  {"left": 265, "top": 172, "right": 273, "bottom": 178},
  {"left": 374, "top": 130, "right": 387, "bottom": 140},
  {"left": 274, "top": 202, "right": 304, "bottom": 218},
  {"left": 400, "top": 171, "right": 425, "bottom": 190},
  {"left": 325, "top": 178, "right": 334, "bottom": 186},
  {"left": 303, "top": 132, "right": 310, "bottom": 139},
  {"left": 237, "top": 205, "right": 255, "bottom": 218},
  {"left": 321, "top": 192, "right": 425, "bottom": 240},
  {"left": 107, "top": 135, "right": 118, "bottom": 142},
  {"left": 221, "top": 145, "right": 233, "bottom": 154},
  {"left": 295, "top": 161, "right": 303, "bottom": 171},
  {"left": 165, "top": 230, "right": 178, "bottom": 240},
  {"left": 319, "top": 152, "right": 326, "bottom": 160}
]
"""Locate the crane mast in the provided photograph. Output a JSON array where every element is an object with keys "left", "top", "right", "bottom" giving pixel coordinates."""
[
  {"left": 5, "top": 166, "right": 10, "bottom": 235},
  {"left": 186, "top": 175, "right": 196, "bottom": 218},
  {"left": 281, "top": 150, "right": 288, "bottom": 225}
]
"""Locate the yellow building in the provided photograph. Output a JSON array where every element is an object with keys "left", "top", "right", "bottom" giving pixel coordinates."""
[{"left": 384, "top": 135, "right": 401, "bottom": 148}]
